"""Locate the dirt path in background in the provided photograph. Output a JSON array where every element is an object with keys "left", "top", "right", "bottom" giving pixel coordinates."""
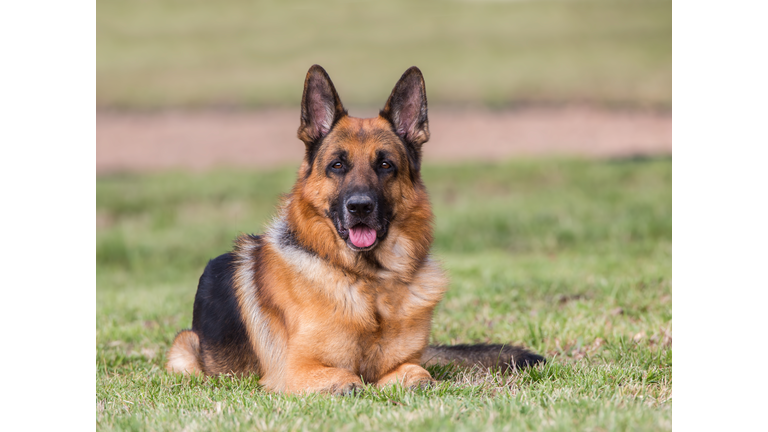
[{"left": 97, "top": 107, "right": 671, "bottom": 174}]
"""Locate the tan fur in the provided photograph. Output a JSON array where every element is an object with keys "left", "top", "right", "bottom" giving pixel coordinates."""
[
  {"left": 252, "top": 112, "right": 445, "bottom": 393},
  {"left": 167, "top": 66, "right": 450, "bottom": 394}
]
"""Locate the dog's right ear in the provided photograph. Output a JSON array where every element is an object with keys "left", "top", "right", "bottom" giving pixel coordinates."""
[{"left": 297, "top": 65, "right": 347, "bottom": 153}]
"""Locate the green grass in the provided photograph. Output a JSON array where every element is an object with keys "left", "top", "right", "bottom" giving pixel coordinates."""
[
  {"left": 97, "top": 158, "right": 671, "bottom": 431},
  {"left": 97, "top": 0, "right": 671, "bottom": 109}
]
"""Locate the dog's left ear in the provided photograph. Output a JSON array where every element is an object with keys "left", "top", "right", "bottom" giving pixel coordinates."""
[{"left": 380, "top": 67, "right": 430, "bottom": 170}]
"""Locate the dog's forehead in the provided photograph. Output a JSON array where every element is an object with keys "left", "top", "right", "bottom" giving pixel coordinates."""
[{"left": 323, "top": 117, "right": 405, "bottom": 160}]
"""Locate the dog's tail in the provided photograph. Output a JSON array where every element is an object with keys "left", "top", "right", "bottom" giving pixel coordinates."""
[
  {"left": 421, "top": 344, "right": 545, "bottom": 372},
  {"left": 166, "top": 329, "right": 203, "bottom": 375}
]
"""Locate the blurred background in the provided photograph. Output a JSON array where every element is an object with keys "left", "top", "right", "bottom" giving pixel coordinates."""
[
  {"left": 98, "top": 0, "right": 670, "bottom": 108},
  {"left": 97, "top": 0, "right": 671, "bottom": 173}
]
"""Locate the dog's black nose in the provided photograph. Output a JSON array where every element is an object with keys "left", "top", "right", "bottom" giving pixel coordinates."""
[{"left": 346, "top": 195, "right": 374, "bottom": 215}]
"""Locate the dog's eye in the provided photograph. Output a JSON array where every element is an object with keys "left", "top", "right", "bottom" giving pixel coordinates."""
[
  {"left": 327, "top": 160, "right": 347, "bottom": 175},
  {"left": 380, "top": 161, "right": 391, "bottom": 169}
]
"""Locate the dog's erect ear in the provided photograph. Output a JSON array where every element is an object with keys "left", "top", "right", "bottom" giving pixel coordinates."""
[
  {"left": 380, "top": 67, "right": 430, "bottom": 172},
  {"left": 298, "top": 65, "right": 347, "bottom": 149}
]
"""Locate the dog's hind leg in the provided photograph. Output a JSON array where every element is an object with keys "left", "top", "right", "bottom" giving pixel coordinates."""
[{"left": 166, "top": 330, "right": 203, "bottom": 375}]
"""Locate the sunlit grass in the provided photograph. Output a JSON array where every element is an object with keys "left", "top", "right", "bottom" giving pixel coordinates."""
[{"left": 97, "top": 158, "right": 671, "bottom": 431}]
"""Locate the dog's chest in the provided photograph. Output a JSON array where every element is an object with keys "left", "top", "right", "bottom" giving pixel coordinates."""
[
  {"left": 351, "top": 265, "right": 443, "bottom": 327},
  {"left": 353, "top": 265, "right": 447, "bottom": 377},
  {"left": 332, "top": 258, "right": 448, "bottom": 334},
  {"left": 273, "top": 234, "right": 447, "bottom": 376},
  {"left": 347, "top": 283, "right": 423, "bottom": 378},
  {"left": 330, "top": 275, "right": 423, "bottom": 330}
]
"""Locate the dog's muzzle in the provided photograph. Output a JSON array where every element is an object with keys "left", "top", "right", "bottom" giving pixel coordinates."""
[{"left": 343, "top": 194, "right": 379, "bottom": 249}]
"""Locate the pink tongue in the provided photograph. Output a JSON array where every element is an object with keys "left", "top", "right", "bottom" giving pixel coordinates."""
[{"left": 349, "top": 225, "right": 377, "bottom": 248}]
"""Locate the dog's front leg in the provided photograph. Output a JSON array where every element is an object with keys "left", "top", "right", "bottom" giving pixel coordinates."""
[
  {"left": 285, "top": 358, "right": 363, "bottom": 395},
  {"left": 376, "top": 361, "right": 435, "bottom": 389}
]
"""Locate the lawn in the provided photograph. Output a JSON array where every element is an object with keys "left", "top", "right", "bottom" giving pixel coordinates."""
[
  {"left": 96, "top": 158, "right": 671, "bottom": 431},
  {"left": 97, "top": 0, "right": 671, "bottom": 109}
]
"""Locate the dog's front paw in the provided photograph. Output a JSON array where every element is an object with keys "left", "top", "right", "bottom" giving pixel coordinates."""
[
  {"left": 406, "top": 375, "right": 436, "bottom": 390},
  {"left": 377, "top": 363, "right": 434, "bottom": 389},
  {"left": 330, "top": 380, "right": 364, "bottom": 396}
]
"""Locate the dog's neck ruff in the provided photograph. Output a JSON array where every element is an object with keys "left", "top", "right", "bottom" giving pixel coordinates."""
[
  {"left": 266, "top": 203, "right": 428, "bottom": 283},
  {"left": 267, "top": 213, "right": 318, "bottom": 258},
  {"left": 266, "top": 210, "right": 371, "bottom": 277}
]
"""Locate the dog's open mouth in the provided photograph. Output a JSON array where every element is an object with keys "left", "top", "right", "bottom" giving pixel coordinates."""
[{"left": 348, "top": 224, "right": 378, "bottom": 249}]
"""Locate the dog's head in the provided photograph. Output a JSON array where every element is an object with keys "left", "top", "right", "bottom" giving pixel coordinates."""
[{"left": 293, "top": 65, "right": 430, "bottom": 254}]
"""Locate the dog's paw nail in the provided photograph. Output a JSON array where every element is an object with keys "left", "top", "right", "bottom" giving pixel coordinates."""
[{"left": 332, "top": 382, "right": 364, "bottom": 396}]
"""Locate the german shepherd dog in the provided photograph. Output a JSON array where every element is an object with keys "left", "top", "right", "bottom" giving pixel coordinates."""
[{"left": 166, "top": 65, "right": 544, "bottom": 394}]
